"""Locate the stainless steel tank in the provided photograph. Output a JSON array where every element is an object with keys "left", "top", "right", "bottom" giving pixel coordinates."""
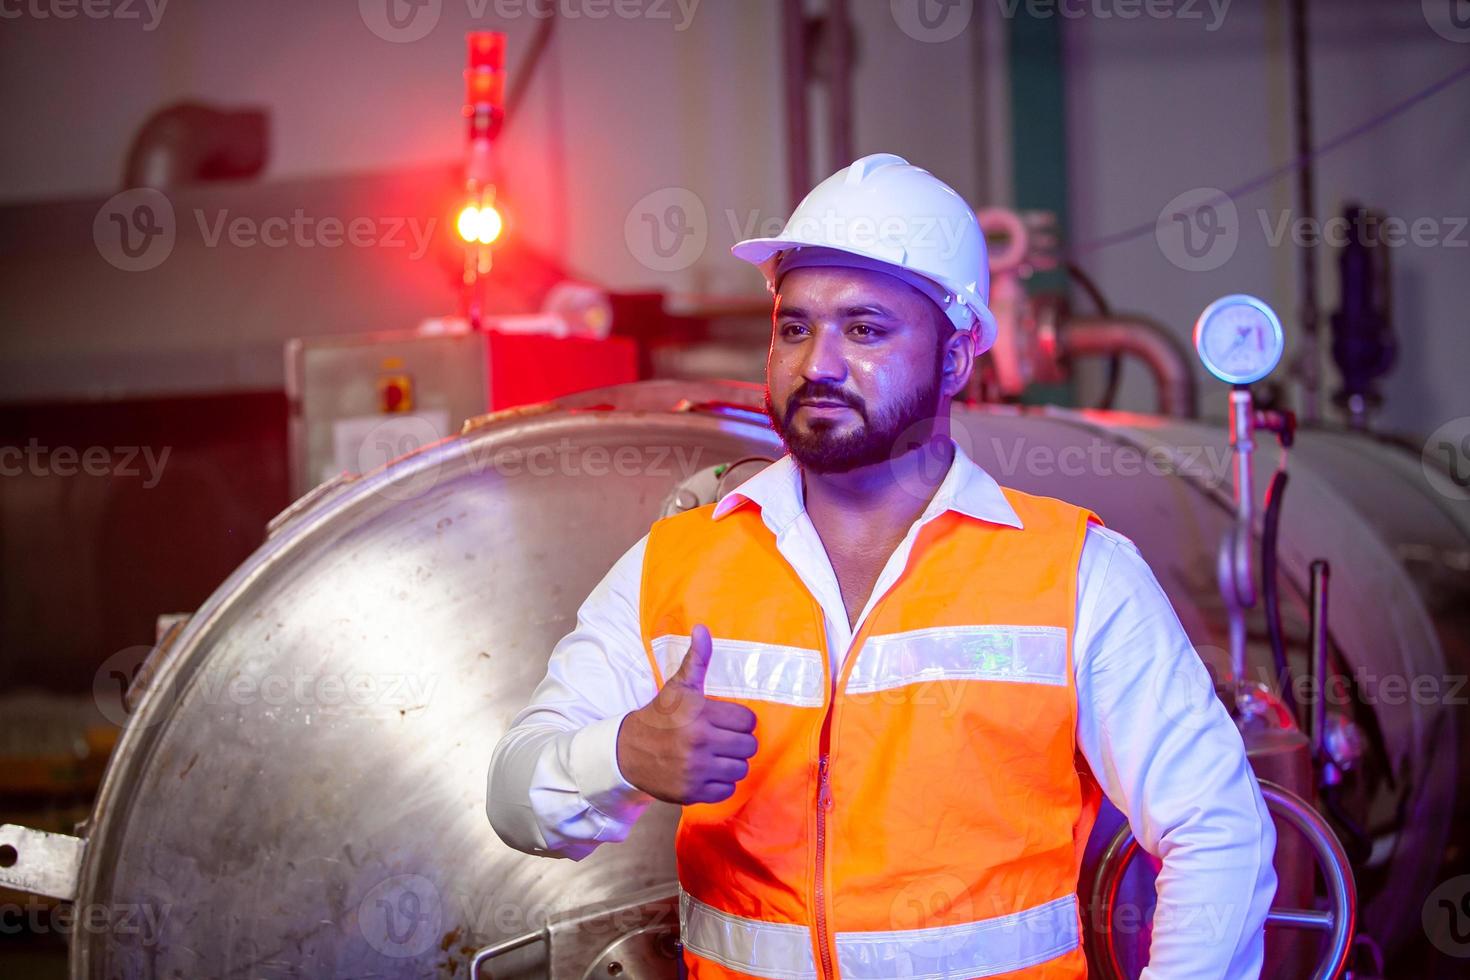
[{"left": 1, "top": 379, "right": 1464, "bottom": 978}]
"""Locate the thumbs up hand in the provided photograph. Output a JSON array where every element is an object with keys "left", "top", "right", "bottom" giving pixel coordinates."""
[{"left": 616, "top": 624, "right": 759, "bottom": 805}]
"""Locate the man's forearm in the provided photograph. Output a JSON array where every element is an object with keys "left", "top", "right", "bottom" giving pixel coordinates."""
[
  {"left": 1140, "top": 763, "right": 1278, "bottom": 978},
  {"left": 1074, "top": 527, "right": 1279, "bottom": 977},
  {"left": 486, "top": 535, "right": 658, "bottom": 858},
  {"left": 488, "top": 714, "right": 652, "bottom": 859}
]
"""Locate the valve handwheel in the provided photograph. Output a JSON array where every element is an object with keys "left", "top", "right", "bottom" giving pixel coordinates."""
[{"left": 1089, "top": 780, "right": 1356, "bottom": 980}]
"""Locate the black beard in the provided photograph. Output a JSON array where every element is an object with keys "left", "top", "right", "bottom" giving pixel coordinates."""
[{"left": 764, "top": 352, "right": 945, "bottom": 475}]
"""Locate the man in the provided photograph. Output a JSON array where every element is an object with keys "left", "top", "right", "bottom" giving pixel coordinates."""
[{"left": 489, "top": 154, "right": 1277, "bottom": 979}]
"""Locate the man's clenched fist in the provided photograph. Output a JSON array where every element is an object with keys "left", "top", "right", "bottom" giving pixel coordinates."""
[{"left": 616, "top": 624, "right": 759, "bottom": 804}]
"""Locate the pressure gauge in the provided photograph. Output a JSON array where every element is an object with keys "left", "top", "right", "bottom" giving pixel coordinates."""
[{"left": 1193, "top": 294, "right": 1285, "bottom": 385}]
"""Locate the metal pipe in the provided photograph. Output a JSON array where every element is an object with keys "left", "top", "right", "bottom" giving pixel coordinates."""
[
  {"left": 123, "top": 103, "right": 268, "bottom": 189},
  {"left": 1309, "top": 559, "right": 1332, "bottom": 776},
  {"left": 1289, "top": 0, "right": 1322, "bottom": 421},
  {"left": 1225, "top": 388, "right": 1256, "bottom": 683},
  {"left": 781, "top": 0, "right": 810, "bottom": 210},
  {"left": 1060, "top": 315, "right": 1199, "bottom": 418},
  {"left": 827, "top": 0, "right": 853, "bottom": 168}
]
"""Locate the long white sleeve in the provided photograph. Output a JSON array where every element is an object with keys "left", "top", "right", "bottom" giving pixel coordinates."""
[
  {"left": 1074, "top": 525, "right": 1278, "bottom": 979},
  {"left": 486, "top": 535, "right": 657, "bottom": 859}
]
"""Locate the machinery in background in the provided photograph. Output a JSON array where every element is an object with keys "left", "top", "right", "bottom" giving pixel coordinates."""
[
  {"left": 286, "top": 31, "right": 637, "bottom": 500},
  {"left": 1089, "top": 295, "right": 1357, "bottom": 978},
  {"left": 1329, "top": 203, "right": 1397, "bottom": 430},
  {"left": 0, "top": 29, "right": 1447, "bottom": 974},
  {"left": 285, "top": 284, "right": 632, "bottom": 500},
  {"left": 3, "top": 313, "right": 1466, "bottom": 974}
]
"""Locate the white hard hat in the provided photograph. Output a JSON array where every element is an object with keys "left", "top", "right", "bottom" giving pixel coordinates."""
[{"left": 732, "top": 153, "right": 997, "bottom": 354}]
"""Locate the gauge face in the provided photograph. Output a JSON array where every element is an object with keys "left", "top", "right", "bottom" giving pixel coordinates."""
[{"left": 1193, "top": 294, "right": 1285, "bottom": 385}]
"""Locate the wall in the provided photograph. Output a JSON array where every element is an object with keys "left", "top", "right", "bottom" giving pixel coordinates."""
[{"left": 1062, "top": 0, "right": 1470, "bottom": 436}]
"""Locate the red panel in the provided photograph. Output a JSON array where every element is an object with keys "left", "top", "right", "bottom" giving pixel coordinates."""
[{"left": 486, "top": 333, "right": 638, "bottom": 410}]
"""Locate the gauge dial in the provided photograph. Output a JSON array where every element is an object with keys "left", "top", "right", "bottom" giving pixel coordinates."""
[{"left": 1193, "top": 294, "right": 1285, "bottom": 385}]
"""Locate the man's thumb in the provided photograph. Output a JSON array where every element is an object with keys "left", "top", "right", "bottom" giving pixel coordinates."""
[{"left": 674, "top": 624, "right": 714, "bottom": 691}]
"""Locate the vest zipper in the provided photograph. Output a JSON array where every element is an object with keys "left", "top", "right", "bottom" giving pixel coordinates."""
[
  {"left": 815, "top": 597, "right": 888, "bottom": 979},
  {"left": 814, "top": 717, "right": 836, "bottom": 979}
]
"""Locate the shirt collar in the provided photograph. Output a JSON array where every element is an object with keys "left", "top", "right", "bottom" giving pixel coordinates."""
[{"left": 710, "top": 437, "right": 1024, "bottom": 531}]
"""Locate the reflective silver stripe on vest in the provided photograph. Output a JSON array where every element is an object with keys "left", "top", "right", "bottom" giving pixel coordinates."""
[
  {"left": 651, "top": 634, "right": 826, "bottom": 707},
  {"left": 679, "top": 889, "right": 818, "bottom": 980},
  {"left": 846, "top": 624, "right": 1069, "bottom": 694},
  {"left": 836, "top": 894, "right": 1080, "bottom": 979},
  {"left": 679, "top": 889, "right": 1079, "bottom": 980}
]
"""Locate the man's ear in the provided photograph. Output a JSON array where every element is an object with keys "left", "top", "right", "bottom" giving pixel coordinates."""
[{"left": 941, "top": 325, "right": 976, "bottom": 398}]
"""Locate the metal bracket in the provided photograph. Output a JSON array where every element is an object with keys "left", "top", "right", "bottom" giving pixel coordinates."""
[
  {"left": 0, "top": 825, "right": 85, "bottom": 901},
  {"left": 469, "top": 882, "right": 680, "bottom": 980}
]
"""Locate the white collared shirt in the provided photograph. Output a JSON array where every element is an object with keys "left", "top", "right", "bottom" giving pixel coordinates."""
[{"left": 488, "top": 440, "right": 1277, "bottom": 979}]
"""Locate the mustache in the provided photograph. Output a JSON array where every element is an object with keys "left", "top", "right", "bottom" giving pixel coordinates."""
[{"left": 791, "top": 384, "right": 862, "bottom": 410}]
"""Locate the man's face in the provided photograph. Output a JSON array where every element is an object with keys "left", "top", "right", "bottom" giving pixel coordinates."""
[{"left": 764, "top": 265, "right": 966, "bottom": 474}]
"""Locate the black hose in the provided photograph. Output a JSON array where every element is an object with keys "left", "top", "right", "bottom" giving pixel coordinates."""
[
  {"left": 1262, "top": 466, "right": 1301, "bottom": 726},
  {"left": 1065, "top": 261, "right": 1112, "bottom": 318},
  {"left": 1064, "top": 261, "right": 1122, "bottom": 411},
  {"left": 1321, "top": 783, "right": 1373, "bottom": 868}
]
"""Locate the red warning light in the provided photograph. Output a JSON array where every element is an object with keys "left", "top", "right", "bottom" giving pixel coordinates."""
[
  {"left": 468, "top": 31, "right": 505, "bottom": 70},
  {"left": 457, "top": 203, "right": 503, "bottom": 245},
  {"left": 465, "top": 69, "right": 504, "bottom": 109},
  {"left": 463, "top": 31, "right": 506, "bottom": 140}
]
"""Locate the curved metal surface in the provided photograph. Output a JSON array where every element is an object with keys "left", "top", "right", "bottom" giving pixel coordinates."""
[
  {"left": 53, "top": 381, "right": 1467, "bottom": 976},
  {"left": 72, "top": 399, "right": 782, "bottom": 978},
  {"left": 994, "top": 408, "right": 1462, "bottom": 954}
]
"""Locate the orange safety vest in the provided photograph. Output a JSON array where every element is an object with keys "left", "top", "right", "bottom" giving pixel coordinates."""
[{"left": 639, "top": 486, "right": 1104, "bottom": 980}]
